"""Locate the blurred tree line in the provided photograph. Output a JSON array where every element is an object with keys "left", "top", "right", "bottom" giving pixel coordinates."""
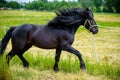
[
  {"left": 0, "top": 0, "right": 21, "bottom": 9},
  {"left": 0, "top": 0, "right": 120, "bottom": 13}
]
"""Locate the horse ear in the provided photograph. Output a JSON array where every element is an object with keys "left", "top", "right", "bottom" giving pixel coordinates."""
[
  {"left": 84, "top": 7, "right": 89, "bottom": 14},
  {"left": 85, "top": 7, "right": 89, "bottom": 11}
]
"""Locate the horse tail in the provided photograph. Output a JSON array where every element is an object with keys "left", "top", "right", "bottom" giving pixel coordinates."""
[{"left": 0, "top": 27, "right": 15, "bottom": 55}]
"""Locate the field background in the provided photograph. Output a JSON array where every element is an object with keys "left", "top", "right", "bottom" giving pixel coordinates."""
[{"left": 0, "top": 10, "right": 120, "bottom": 80}]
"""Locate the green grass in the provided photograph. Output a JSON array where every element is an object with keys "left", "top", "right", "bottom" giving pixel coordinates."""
[
  {"left": 7, "top": 52, "right": 120, "bottom": 80},
  {"left": 94, "top": 13, "right": 120, "bottom": 28},
  {"left": 0, "top": 10, "right": 120, "bottom": 80},
  {"left": 0, "top": 56, "right": 11, "bottom": 80}
]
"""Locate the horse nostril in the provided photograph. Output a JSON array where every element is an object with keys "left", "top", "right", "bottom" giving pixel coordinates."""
[{"left": 96, "top": 29, "right": 98, "bottom": 32}]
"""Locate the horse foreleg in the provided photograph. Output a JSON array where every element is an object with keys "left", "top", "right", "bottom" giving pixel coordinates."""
[
  {"left": 53, "top": 48, "right": 61, "bottom": 71},
  {"left": 62, "top": 44, "right": 86, "bottom": 70}
]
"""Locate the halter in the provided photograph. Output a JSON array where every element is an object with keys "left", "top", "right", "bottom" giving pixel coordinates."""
[
  {"left": 84, "top": 19, "right": 98, "bottom": 31},
  {"left": 84, "top": 19, "right": 99, "bottom": 62}
]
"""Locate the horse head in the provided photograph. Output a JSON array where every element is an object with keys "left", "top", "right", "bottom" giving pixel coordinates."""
[
  {"left": 82, "top": 8, "right": 98, "bottom": 34},
  {"left": 48, "top": 8, "right": 98, "bottom": 34}
]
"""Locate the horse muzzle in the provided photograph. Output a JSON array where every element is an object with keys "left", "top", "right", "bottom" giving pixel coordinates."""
[{"left": 90, "top": 26, "right": 98, "bottom": 34}]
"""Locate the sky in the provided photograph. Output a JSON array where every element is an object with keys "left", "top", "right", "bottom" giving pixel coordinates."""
[{"left": 6, "top": 0, "right": 78, "bottom": 3}]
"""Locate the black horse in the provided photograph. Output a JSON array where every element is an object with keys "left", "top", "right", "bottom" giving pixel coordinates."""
[{"left": 0, "top": 8, "right": 98, "bottom": 71}]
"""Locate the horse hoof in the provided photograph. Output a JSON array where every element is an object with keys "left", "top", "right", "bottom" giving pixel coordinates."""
[
  {"left": 81, "top": 68, "right": 86, "bottom": 72},
  {"left": 23, "top": 63, "right": 29, "bottom": 68},
  {"left": 80, "top": 65, "right": 86, "bottom": 71},
  {"left": 23, "top": 65, "right": 29, "bottom": 68},
  {"left": 53, "top": 67, "right": 59, "bottom": 72}
]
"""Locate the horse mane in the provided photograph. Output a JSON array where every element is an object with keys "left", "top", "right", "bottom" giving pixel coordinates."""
[
  {"left": 47, "top": 8, "right": 83, "bottom": 29},
  {"left": 55, "top": 8, "right": 81, "bottom": 16}
]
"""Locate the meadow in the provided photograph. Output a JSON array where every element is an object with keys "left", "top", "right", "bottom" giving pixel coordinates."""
[{"left": 0, "top": 10, "right": 120, "bottom": 80}]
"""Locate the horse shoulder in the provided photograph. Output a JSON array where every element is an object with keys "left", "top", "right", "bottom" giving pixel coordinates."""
[{"left": 57, "top": 30, "right": 74, "bottom": 46}]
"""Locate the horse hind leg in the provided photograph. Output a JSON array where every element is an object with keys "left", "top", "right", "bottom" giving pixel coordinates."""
[
  {"left": 6, "top": 49, "right": 16, "bottom": 66},
  {"left": 6, "top": 38, "right": 26, "bottom": 66},
  {"left": 17, "top": 54, "right": 29, "bottom": 68},
  {"left": 17, "top": 44, "right": 32, "bottom": 68},
  {"left": 7, "top": 44, "right": 32, "bottom": 68}
]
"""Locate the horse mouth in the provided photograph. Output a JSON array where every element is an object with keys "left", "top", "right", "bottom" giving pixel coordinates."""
[
  {"left": 91, "top": 30, "right": 98, "bottom": 34},
  {"left": 90, "top": 27, "right": 98, "bottom": 34}
]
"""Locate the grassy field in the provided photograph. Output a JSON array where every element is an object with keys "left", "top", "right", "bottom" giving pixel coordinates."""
[{"left": 0, "top": 10, "right": 120, "bottom": 80}]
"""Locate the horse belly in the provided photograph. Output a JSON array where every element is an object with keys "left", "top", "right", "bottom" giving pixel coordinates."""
[{"left": 31, "top": 34, "right": 58, "bottom": 49}]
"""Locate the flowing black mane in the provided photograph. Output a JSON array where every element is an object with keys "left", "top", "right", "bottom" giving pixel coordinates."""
[
  {"left": 48, "top": 8, "right": 83, "bottom": 29},
  {"left": 55, "top": 8, "right": 82, "bottom": 16}
]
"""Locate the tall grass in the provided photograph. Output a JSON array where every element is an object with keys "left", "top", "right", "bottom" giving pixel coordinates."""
[
  {"left": 0, "top": 55, "right": 10, "bottom": 80},
  {"left": 9, "top": 53, "right": 120, "bottom": 80}
]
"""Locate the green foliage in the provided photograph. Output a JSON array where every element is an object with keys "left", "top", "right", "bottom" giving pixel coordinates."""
[
  {"left": 1, "top": 0, "right": 120, "bottom": 13},
  {"left": 24, "top": 0, "right": 120, "bottom": 13},
  {"left": 104, "top": 0, "right": 120, "bottom": 13},
  {"left": 113, "top": 0, "right": 120, "bottom": 13},
  {"left": 38, "top": 0, "right": 48, "bottom": 2},
  {"left": 25, "top": 1, "right": 81, "bottom": 11},
  {"left": 0, "top": 0, "right": 6, "bottom": 3},
  {"left": 6, "top": 1, "right": 21, "bottom": 9},
  {"left": 92, "top": 0, "right": 103, "bottom": 12},
  {"left": 80, "top": 0, "right": 93, "bottom": 8},
  {"left": 0, "top": 0, "right": 7, "bottom": 7}
]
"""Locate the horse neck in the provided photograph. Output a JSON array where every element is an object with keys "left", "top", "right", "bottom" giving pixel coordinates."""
[{"left": 68, "top": 24, "right": 81, "bottom": 35}]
